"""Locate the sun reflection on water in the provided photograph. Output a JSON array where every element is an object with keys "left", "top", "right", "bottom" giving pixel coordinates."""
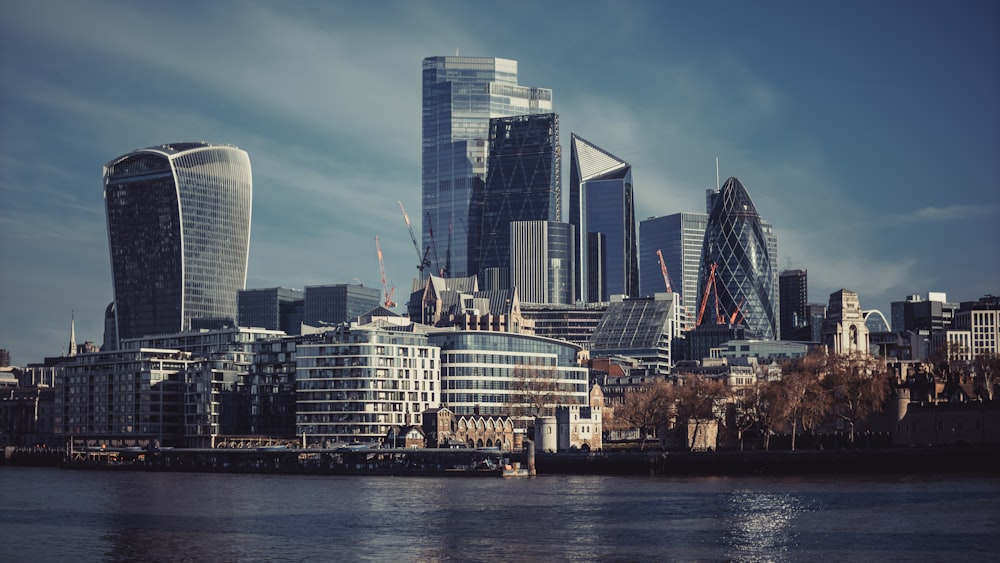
[{"left": 725, "top": 489, "right": 806, "bottom": 562}]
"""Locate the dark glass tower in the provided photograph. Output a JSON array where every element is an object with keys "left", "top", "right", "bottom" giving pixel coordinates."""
[
  {"left": 569, "top": 134, "right": 637, "bottom": 302},
  {"left": 104, "top": 142, "right": 252, "bottom": 341},
  {"left": 697, "top": 177, "right": 776, "bottom": 339},
  {"left": 779, "top": 269, "right": 809, "bottom": 340},
  {"left": 478, "top": 113, "right": 560, "bottom": 288}
]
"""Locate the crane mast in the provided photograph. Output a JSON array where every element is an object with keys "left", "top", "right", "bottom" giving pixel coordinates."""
[
  {"left": 375, "top": 236, "right": 395, "bottom": 308},
  {"left": 655, "top": 250, "right": 675, "bottom": 293},
  {"left": 397, "top": 201, "right": 430, "bottom": 275}
]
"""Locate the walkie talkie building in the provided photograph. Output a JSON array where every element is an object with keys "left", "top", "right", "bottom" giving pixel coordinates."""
[
  {"left": 697, "top": 176, "right": 776, "bottom": 340},
  {"left": 104, "top": 142, "right": 252, "bottom": 341}
]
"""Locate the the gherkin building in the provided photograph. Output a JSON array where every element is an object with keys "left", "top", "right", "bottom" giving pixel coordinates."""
[{"left": 696, "top": 177, "right": 776, "bottom": 339}]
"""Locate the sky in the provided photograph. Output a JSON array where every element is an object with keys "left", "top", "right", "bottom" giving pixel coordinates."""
[{"left": 1, "top": 0, "right": 998, "bottom": 366}]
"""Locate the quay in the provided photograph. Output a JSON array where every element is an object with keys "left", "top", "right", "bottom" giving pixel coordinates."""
[{"left": 61, "top": 444, "right": 533, "bottom": 477}]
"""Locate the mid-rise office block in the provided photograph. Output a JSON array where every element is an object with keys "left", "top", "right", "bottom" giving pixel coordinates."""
[
  {"left": 238, "top": 287, "right": 304, "bottom": 334},
  {"left": 510, "top": 221, "right": 575, "bottom": 305},
  {"left": 303, "top": 284, "right": 381, "bottom": 328},
  {"left": 422, "top": 56, "right": 553, "bottom": 278},
  {"left": 430, "top": 330, "right": 589, "bottom": 424},
  {"left": 479, "top": 113, "right": 561, "bottom": 289},
  {"left": 590, "top": 293, "right": 681, "bottom": 374},
  {"left": 104, "top": 142, "right": 252, "bottom": 341},
  {"left": 569, "top": 134, "right": 637, "bottom": 302}
]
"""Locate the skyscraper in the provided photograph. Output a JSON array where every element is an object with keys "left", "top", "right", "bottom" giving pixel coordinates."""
[
  {"left": 104, "top": 142, "right": 252, "bottom": 341},
  {"left": 639, "top": 212, "right": 708, "bottom": 332},
  {"left": 697, "top": 177, "right": 777, "bottom": 339},
  {"left": 478, "top": 113, "right": 561, "bottom": 289},
  {"left": 510, "top": 220, "right": 575, "bottom": 305},
  {"left": 421, "top": 56, "right": 553, "bottom": 278},
  {"left": 779, "top": 269, "right": 809, "bottom": 340},
  {"left": 569, "top": 134, "right": 637, "bottom": 302}
]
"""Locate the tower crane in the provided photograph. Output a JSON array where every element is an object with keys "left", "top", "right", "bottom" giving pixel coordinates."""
[
  {"left": 655, "top": 250, "right": 677, "bottom": 294},
  {"left": 424, "top": 211, "right": 443, "bottom": 277},
  {"left": 696, "top": 262, "right": 722, "bottom": 326},
  {"left": 397, "top": 201, "right": 430, "bottom": 275},
  {"left": 375, "top": 236, "right": 396, "bottom": 308}
]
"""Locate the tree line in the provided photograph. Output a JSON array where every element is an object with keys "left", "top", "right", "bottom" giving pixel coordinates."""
[{"left": 610, "top": 352, "right": 893, "bottom": 451}]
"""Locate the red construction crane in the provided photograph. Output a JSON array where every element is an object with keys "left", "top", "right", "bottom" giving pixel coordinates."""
[
  {"left": 655, "top": 250, "right": 676, "bottom": 294},
  {"left": 375, "top": 236, "right": 396, "bottom": 308},
  {"left": 696, "top": 263, "right": 720, "bottom": 326},
  {"left": 397, "top": 201, "right": 430, "bottom": 275}
]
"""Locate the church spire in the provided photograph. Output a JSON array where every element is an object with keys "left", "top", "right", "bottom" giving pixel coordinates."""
[{"left": 68, "top": 311, "right": 77, "bottom": 357}]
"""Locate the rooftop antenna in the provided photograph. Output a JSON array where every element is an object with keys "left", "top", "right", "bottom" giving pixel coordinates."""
[{"left": 715, "top": 157, "right": 720, "bottom": 191}]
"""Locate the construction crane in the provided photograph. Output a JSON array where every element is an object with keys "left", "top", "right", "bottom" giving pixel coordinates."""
[
  {"left": 375, "top": 236, "right": 396, "bottom": 308},
  {"left": 397, "top": 201, "right": 430, "bottom": 275},
  {"left": 696, "top": 262, "right": 722, "bottom": 326},
  {"left": 424, "top": 211, "right": 444, "bottom": 277},
  {"left": 655, "top": 250, "right": 676, "bottom": 294}
]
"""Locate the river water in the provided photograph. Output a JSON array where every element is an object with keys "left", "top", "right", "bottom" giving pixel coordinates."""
[{"left": 1, "top": 467, "right": 997, "bottom": 562}]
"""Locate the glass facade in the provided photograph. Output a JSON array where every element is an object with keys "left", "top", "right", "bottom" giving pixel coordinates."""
[
  {"left": 104, "top": 143, "right": 252, "bottom": 341},
  {"left": 479, "top": 113, "right": 560, "bottom": 288},
  {"left": 698, "top": 177, "right": 777, "bottom": 340},
  {"left": 429, "top": 331, "right": 588, "bottom": 420},
  {"left": 510, "top": 221, "right": 575, "bottom": 305},
  {"left": 569, "top": 134, "right": 637, "bottom": 302},
  {"left": 422, "top": 56, "right": 553, "bottom": 278},
  {"left": 238, "top": 287, "right": 304, "bottom": 333},
  {"left": 302, "top": 284, "right": 381, "bottom": 328},
  {"left": 639, "top": 212, "right": 708, "bottom": 332},
  {"left": 590, "top": 293, "right": 680, "bottom": 374},
  {"left": 779, "top": 269, "right": 809, "bottom": 340}
]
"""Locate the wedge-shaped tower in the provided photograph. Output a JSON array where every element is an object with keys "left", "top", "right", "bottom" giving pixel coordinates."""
[{"left": 569, "top": 134, "right": 636, "bottom": 302}]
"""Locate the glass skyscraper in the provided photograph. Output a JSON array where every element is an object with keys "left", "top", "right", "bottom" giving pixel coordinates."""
[
  {"left": 421, "top": 56, "right": 553, "bottom": 279},
  {"left": 697, "top": 177, "right": 777, "bottom": 340},
  {"left": 639, "top": 212, "right": 708, "bottom": 332},
  {"left": 478, "top": 113, "right": 561, "bottom": 289},
  {"left": 569, "top": 134, "right": 637, "bottom": 302},
  {"left": 104, "top": 142, "right": 252, "bottom": 341}
]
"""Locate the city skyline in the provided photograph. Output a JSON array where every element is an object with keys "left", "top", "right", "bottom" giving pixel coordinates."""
[{"left": 2, "top": 1, "right": 998, "bottom": 364}]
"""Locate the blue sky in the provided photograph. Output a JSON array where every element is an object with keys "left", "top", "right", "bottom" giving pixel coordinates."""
[{"left": 1, "top": 1, "right": 998, "bottom": 365}]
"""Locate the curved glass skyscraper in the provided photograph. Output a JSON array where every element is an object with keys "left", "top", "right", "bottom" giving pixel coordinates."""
[
  {"left": 104, "top": 142, "right": 252, "bottom": 341},
  {"left": 697, "top": 176, "right": 776, "bottom": 339}
]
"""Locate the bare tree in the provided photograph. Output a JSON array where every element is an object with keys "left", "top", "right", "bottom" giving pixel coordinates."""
[
  {"left": 824, "top": 353, "right": 890, "bottom": 445},
  {"left": 972, "top": 353, "right": 1000, "bottom": 401},
  {"left": 615, "top": 380, "right": 674, "bottom": 450},
  {"left": 732, "top": 379, "right": 773, "bottom": 451},
  {"left": 778, "top": 353, "right": 833, "bottom": 451},
  {"left": 673, "top": 376, "right": 729, "bottom": 451},
  {"left": 507, "top": 364, "right": 560, "bottom": 419}
]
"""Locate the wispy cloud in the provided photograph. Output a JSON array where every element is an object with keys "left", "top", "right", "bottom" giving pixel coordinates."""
[{"left": 885, "top": 203, "right": 1000, "bottom": 225}]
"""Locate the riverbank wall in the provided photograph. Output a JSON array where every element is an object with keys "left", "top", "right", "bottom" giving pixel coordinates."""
[{"left": 535, "top": 446, "right": 1000, "bottom": 476}]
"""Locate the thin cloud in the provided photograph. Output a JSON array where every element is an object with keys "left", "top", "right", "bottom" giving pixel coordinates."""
[{"left": 886, "top": 203, "right": 1000, "bottom": 225}]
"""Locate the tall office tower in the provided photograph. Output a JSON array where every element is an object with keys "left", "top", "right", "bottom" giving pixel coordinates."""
[
  {"left": 697, "top": 177, "right": 777, "bottom": 339},
  {"left": 478, "top": 113, "right": 561, "bottom": 289},
  {"left": 779, "top": 269, "right": 809, "bottom": 340},
  {"left": 104, "top": 142, "right": 252, "bottom": 341},
  {"left": 569, "top": 134, "right": 637, "bottom": 302},
  {"left": 638, "top": 212, "right": 708, "bottom": 332},
  {"left": 510, "top": 221, "right": 575, "bottom": 305},
  {"left": 422, "top": 56, "right": 553, "bottom": 279}
]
